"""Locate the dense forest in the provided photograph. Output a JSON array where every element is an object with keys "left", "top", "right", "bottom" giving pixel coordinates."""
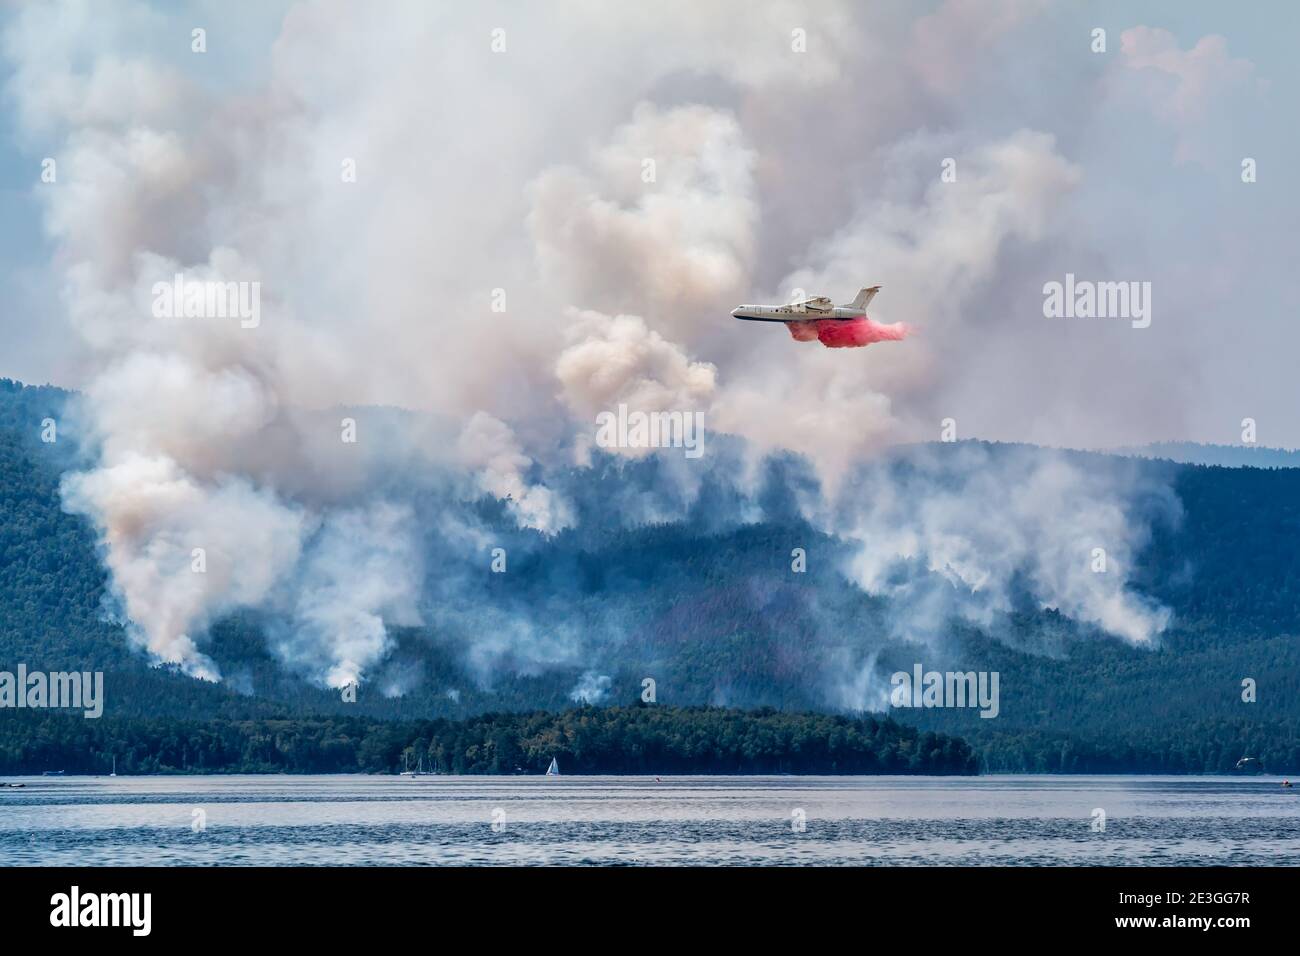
[
  {"left": 2, "top": 379, "right": 1298, "bottom": 774},
  {"left": 0, "top": 705, "right": 976, "bottom": 775}
]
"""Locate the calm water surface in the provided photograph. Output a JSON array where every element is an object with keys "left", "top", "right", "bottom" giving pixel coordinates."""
[{"left": 1, "top": 774, "right": 1296, "bottom": 865}]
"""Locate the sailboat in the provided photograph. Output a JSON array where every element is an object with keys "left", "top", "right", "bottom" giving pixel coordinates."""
[
  {"left": 545, "top": 757, "right": 560, "bottom": 776},
  {"left": 109, "top": 756, "right": 116, "bottom": 778},
  {"left": 400, "top": 754, "right": 432, "bottom": 777}
]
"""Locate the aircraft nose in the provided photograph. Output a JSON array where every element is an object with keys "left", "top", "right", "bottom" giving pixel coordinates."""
[{"left": 730, "top": 307, "right": 742, "bottom": 317}]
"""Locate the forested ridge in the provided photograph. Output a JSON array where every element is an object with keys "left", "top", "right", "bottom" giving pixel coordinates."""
[
  {"left": 0, "top": 705, "right": 976, "bottom": 775},
  {"left": 2, "top": 379, "right": 1298, "bottom": 774}
]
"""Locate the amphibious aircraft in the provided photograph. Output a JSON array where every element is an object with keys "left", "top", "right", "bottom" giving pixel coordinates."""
[
  {"left": 731, "top": 285, "right": 881, "bottom": 323},
  {"left": 731, "top": 286, "right": 908, "bottom": 349}
]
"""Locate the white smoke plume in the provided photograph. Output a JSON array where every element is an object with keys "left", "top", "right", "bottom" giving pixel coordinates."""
[
  {"left": 61, "top": 455, "right": 306, "bottom": 680},
  {"left": 569, "top": 671, "right": 613, "bottom": 705},
  {"left": 556, "top": 308, "right": 717, "bottom": 467},
  {"left": 456, "top": 412, "right": 573, "bottom": 533},
  {"left": 269, "top": 502, "right": 423, "bottom": 688},
  {"left": 838, "top": 444, "right": 1179, "bottom": 647},
  {"left": 529, "top": 103, "right": 758, "bottom": 335}
]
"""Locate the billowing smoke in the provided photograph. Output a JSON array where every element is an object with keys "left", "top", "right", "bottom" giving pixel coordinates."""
[
  {"left": 836, "top": 443, "right": 1179, "bottom": 647},
  {"left": 456, "top": 413, "right": 573, "bottom": 533},
  {"left": 2, "top": 0, "right": 1221, "bottom": 695},
  {"left": 268, "top": 502, "right": 423, "bottom": 688},
  {"left": 570, "top": 671, "right": 613, "bottom": 705},
  {"left": 61, "top": 455, "right": 306, "bottom": 681}
]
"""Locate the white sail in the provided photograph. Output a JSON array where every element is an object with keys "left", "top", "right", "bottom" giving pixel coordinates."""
[{"left": 546, "top": 757, "right": 559, "bottom": 776}]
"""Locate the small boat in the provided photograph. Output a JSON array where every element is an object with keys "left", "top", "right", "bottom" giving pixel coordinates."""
[
  {"left": 42, "top": 770, "right": 64, "bottom": 777},
  {"left": 1283, "top": 780, "right": 1293, "bottom": 788},
  {"left": 399, "top": 754, "right": 416, "bottom": 777},
  {"left": 109, "top": 756, "right": 117, "bottom": 778},
  {"left": 545, "top": 757, "right": 560, "bottom": 776}
]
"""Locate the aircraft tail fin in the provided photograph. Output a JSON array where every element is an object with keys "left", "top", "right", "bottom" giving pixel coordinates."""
[{"left": 847, "top": 286, "right": 881, "bottom": 310}]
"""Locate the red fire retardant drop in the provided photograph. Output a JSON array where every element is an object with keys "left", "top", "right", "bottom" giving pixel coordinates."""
[
  {"left": 786, "top": 316, "right": 911, "bottom": 348},
  {"left": 786, "top": 320, "right": 820, "bottom": 341}
]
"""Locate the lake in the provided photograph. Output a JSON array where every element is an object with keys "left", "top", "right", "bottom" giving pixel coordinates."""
[{"left": 1, "top": 774, "right": 1296, "bottom": 866}]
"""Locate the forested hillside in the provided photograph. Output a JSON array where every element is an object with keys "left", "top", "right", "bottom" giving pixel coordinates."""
[
  {"left": 1, "top": 380, "right": 1297, "bottom": 773},
  {"left": 0, "top": 705, "right": 976, "bottom": 775}
]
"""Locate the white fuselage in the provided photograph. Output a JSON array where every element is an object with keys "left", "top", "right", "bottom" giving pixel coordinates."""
[{"left": 731, "top": 304, "right": 864, "bottom": 323}]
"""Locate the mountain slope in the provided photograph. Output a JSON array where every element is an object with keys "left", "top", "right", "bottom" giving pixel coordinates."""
[{"left": 1, "top": 380, "right": 1297, "bottom": 772}]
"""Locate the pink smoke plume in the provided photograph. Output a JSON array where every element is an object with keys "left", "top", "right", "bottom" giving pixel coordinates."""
[{"left": 787, "top": 317, "right": 912, "bottom": 349}]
